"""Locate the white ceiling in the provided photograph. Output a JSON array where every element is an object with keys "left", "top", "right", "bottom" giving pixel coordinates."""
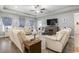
[{"left": 0, "top": 5, "right": 79, "bottom": 18}]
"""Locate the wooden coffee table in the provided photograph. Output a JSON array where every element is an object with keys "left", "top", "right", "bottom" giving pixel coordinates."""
[{"left": 24, "top": 39, "right": 41, "bottom": 53}]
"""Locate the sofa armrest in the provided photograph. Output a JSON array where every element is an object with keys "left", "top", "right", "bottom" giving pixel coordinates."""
[
  {"left": 60, "top": 33, "right": 69, "bottom": 48},
  {"left": 46, "top": 38, "right": 63, "bottom": 52}
]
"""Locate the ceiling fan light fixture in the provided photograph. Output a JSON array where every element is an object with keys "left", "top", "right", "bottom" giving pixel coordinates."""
[
  {"left": 35, "top": 10, "right": 40, "bottom": 13},
  {"left": 31, "top": 5, "right": 46, "bottom": 14},
  {"left": 32, "top": 5, "right": 35, "bottom": 8}
]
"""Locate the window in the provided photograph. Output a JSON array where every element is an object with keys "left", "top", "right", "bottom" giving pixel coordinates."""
[
  {"left": 2, "top": 17, "right": 12, "bottom": 32},
  {"left": 2, "top": 17, "right": 12, "bottom": 26},
  {"left": 19, "top": 17, "right": 25, "bottom": 27},
  {"left": 29, "top": 20, "right": 37, "bottom": 28},
  {"left": 29, "top": 20, "right": 34, "bottom": 27},
  {"left": 37, "top": 20, "right": 42, "bottom": 28}
]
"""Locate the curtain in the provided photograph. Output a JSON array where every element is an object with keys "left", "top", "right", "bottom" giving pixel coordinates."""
[
  {"left": 19, "top": 17, "right": 25, "bottom": 27},
  {"left": 2, "top": 17, "right": 12, "bottom": 26}
]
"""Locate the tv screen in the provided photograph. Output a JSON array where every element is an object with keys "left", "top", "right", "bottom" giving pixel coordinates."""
[{"left": 47, "top": 18, "right": 58, "bottom": 25}]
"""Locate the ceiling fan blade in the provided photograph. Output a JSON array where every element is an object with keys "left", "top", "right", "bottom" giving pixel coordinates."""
[
  {"left": 41, "top": 8, "right": 45, "bottom": 10},
  {"left": 40, "top": 11, "right": 43, "bottom": 13},
  {"left": 30, "top": 10, "right": 34, "bottom": 11},
  {"left": 30, "top": 10, "right": 35, "bottom": 11},
  {"left": 3, "top": 6, "right": 8, "bottom": 10}
]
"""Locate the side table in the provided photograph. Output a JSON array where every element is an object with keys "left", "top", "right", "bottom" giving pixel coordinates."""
[{"left": 24, "top": 39, "right": 41, "bottom": 53}]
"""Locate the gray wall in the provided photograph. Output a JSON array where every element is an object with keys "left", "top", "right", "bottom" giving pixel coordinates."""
[{"left": 37, "top": 10, "right": 79, "bottom": 36}]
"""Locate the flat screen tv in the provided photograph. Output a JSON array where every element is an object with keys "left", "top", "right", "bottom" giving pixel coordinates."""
[{"left": 47, "top": 18, "right": 58, "bottom": 25}]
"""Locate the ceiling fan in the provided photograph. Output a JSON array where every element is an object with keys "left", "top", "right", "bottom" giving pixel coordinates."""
[{"left": 30, "top": 5, "right": 46, "bottom": 14}]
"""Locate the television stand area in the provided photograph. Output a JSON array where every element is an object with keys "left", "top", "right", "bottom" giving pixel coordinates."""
[{"left": 43, "top": 25, "right": 59, "bottom": 35}]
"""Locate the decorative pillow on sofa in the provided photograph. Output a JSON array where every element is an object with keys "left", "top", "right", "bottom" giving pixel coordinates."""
[
  {"left": 17, "top": 31, "right": 31, "bottom": 41},
  {"left": 24, "top": 28, "right": 32, "bottom": 35}
]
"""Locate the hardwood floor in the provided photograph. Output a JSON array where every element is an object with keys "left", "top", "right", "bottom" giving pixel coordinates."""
[
  {"left": 0, "top": 37, "right": 74, "bottom": 53},
  {"left": 0, "top": 37, "right": 20, "bottom": 53}
]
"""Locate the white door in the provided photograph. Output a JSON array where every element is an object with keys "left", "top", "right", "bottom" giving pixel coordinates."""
[
  {"left": 74, "top": 13, "right": 79, "bottom": 52},
  {"left": 74, "top": 13, "right": 79, "bottom": 34}
]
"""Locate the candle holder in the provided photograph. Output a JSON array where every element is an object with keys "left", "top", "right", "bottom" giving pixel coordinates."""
[
  {"left": 32, "top": 28, "right": 37, "bottom": 40},
  {"left": 34, "top": 34, "right": 36, "bottom": 39}
]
